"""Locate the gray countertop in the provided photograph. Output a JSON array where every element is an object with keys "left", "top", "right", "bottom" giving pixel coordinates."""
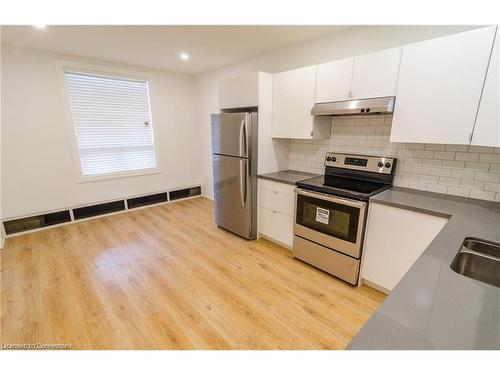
[
  {"left": 258, "top": 170, "right": 321, "bottom": 185},
  {"left": 348, "top": 187, "right": 500, "bottom": 349}
]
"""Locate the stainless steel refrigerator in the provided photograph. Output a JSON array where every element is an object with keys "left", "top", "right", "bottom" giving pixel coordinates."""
[{"left": 211, "top": 111, "right": 258, "bottom": 239}]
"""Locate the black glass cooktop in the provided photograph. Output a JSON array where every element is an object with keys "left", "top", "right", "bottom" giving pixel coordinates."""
[{"left": 296, "top": 175, "right": 391, "bottom": 201}]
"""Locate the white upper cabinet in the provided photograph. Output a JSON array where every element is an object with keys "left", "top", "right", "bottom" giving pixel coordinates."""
[
  {"left": 472, "top": 28, "right": 500, "bottom": 147},
  {"left": 390, "top": 26, "right": 497, "bottom": 144},
  {"left": 272, "top": 65, "right": 331, "bottom": 139},
  {"left": 351, "top": 47, "right": 401, "bottom": 100},
  {"left": 315, "top": 48, "right": 401, "bottom": 103},
  {"left": 219, "top": 72, "right": 259, "bottom": 109},
  {"left": 315, "top": 57, "right": 354, "bottom": 103}
]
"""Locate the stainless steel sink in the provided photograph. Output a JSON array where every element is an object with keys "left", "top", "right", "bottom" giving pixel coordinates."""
[{"left": 451, "top": 238, "right": 500, "bottom": 288}]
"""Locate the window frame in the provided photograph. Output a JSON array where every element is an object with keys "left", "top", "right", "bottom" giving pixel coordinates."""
[{"left": 56, "top": 60, "right": 161, "bottom": 183}]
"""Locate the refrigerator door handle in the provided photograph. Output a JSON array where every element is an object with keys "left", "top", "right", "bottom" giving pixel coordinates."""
[
  {"left": 239, "top": 159, "right": 247, "bottom": 207},
  {"left": 239, "top": 119, "right": 247, "bottom": 157}
]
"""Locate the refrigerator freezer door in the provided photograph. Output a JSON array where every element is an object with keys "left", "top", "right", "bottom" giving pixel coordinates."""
[
  {"left": 211, "top": 112, "right": 250, "bottom": 157},
  {"left": 213, "top": 154, "right": 255, "bottom": 239}
]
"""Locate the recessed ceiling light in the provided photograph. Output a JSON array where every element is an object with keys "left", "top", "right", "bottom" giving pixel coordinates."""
[
  {"left": 33, "top": 24, "right": 47, "bottom": 29},
  {"left": 180, "top": 53, "right": 189, "bottom": 61}
]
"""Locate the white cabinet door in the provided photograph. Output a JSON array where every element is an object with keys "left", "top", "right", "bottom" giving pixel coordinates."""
[
  {"left": 272, "top": 66, "right": 317, "bottom": 138},
  {"left": 258, "top": 207, "right": 294, "bottom": 248},
  {"left": 390, "top": 26, "right": 497, "bottom": 144},
  {"left": 219, "top": 72, "right": 259, "bottom": 109},
  {"left": 472, "top": 27, "right": 500, "bottom": 147},
  {"left": 257, "top": 179, "right": 295, "bottom": 248},
  {"left": 361, "top": 203, "right": 448, "bottom": 292},
  {"left": 351, "top": 47, "right": 401, "bottom": 100},
  {"left": 315, "top": 57, "right": 354, "bottom": 103}
]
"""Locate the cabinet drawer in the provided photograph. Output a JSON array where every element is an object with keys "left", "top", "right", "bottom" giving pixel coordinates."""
[
  {"left": 258, "top": 187, "right": 295, "bottom": 216},
  {"left": 258, "top": 178, "right": 296, "bottom": 195},
  {"left": 258, "top": 206, "right": 293, "bottom": 248}
]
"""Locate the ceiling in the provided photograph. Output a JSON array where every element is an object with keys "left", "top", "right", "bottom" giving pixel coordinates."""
[{"left": 1, "top": 25, "right": 349, "bottom": 74}]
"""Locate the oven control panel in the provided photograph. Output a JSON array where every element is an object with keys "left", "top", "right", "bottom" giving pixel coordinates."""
[{"left": 324, "top": 153, "right": 395, "bottom": 174}]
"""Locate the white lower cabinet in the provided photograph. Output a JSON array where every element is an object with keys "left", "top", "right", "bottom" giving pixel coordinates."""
[
  {"left": 258, "top": 207, "right": 294, "bottom": 248},
  {"left": 361, "top": 202, "right": 448, "bottom": 292},
  {"left": 257, "top": 179, "right": 295, "bottom": 248}
]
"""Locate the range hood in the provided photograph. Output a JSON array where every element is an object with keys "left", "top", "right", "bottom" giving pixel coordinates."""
[{"left": 311, "top": 96, "right": 395, "bottom": 116}]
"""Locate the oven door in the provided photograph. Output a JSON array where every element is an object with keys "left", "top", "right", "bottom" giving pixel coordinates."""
[{"left": 294, "top": 188, "right": 366, "bottom": 258}]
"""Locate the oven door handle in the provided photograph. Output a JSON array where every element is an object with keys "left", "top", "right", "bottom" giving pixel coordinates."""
[{"left": 294, "top": 188, "right": 366, "bottom": 209}]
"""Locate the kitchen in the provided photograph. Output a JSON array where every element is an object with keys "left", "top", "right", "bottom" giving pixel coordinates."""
[
  {"left": 0, "top": 7, "right": 499, "bottom": 375},
  {"left": 210, "top": 25, "right": 499, "bottom": 349}
]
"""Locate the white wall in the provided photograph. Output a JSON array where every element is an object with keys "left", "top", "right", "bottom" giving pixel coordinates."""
[
  {"left": 1, "top": 45, "right": 201, "bottom": 219},
  {"left": 196, "top": 25, "right": 479, "bottom": 199}
]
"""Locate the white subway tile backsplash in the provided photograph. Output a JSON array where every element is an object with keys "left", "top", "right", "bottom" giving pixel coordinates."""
[
  {"left": 422, "top": 159, "right": 443, "bottom": 167},
  {"left": 479, "top": 154, "right": 500, "bottom": 163},
  {"left": 443, "top": 160, "right": 465, "bottom": 169},
  {"left": 439, "top": 177, "right": 461, "bottom": 186},
  {"left": 468, "top": 146, "right": 495, "bottom": 153},
  {"left": 484, "top": 182, "right": 500, "bottom": 193},
  {"left": 474, "top": 172, "right": 500, "bottom": 182},
  {"left": 409, "top": 181, "right": 428, "bottom": 190},
  {"left": 433, "top": 151, "right": 456, "bottom": 160},
  {"left": 425, "top": 144, "right": 446, "bottom": 151},
  {"left": 445, "top": 144, "right": 469, "bottom": 152},
  {"left": 407, "top": 143, "right": 426, "bottom": 150},
  {"left": 289, "top": 115, "right": 500, "bottom": 202},
  {"left": 469, "top": 190, "right": 496, "bottom": 201},
  {"left": 419, "top": 175, "right": 439, "bottom": 184},
  {"left": 460, "top": 179, "right": 485, "bottom": 189},
  {"left": 405, "top": 158, "right": 423, "bottom": 165},
  {"left": 430, "top": 168, "right": 452, "bottom": 177},
  {"left": 414, "top": 150, "right": 435, "bottom": 159},
  {"left": 455, "top": 152, "right": 480, "bottom": 161},
  {"left": 451, "top": 169, "right": 475, "bottom": 179},
  {"left": 412, "top": 166, "right": 431, "bottom": 174},
  {"left": 427, "top": 184, "right": 448, "bottom": 194},
  {"left": 447, "top": 186, "right": 470, "bottom": 197},
  {"left": 490, "top": 164, "right": 500, "bottom": 173},
  {"left": 394, "top": 177, "right": 410, "bottom": 188},
  {"left": 465, "top": 162, "right": 490, "bottom": 171}
]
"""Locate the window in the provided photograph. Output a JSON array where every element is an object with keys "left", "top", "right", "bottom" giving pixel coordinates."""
[{"left": 63, "top": 70, "right": 158, "bottom": 178}]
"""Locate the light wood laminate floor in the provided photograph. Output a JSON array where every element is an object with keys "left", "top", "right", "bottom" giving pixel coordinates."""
[{"left": 1, "top": 197, "right": 385, "bottom": 349}]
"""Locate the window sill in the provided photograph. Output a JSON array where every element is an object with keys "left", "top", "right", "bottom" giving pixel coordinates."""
[{"left": 76, "top": 167, "right": 161, "bottom": 183}]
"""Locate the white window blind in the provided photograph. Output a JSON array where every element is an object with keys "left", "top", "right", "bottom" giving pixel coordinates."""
[{"left": 64, "top": 71, "right": 157, "bottom": 177}]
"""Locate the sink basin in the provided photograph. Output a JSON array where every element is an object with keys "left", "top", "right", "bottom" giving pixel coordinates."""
[{"left": 451, "top": 238, "right": 500, "bottom": 288}]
